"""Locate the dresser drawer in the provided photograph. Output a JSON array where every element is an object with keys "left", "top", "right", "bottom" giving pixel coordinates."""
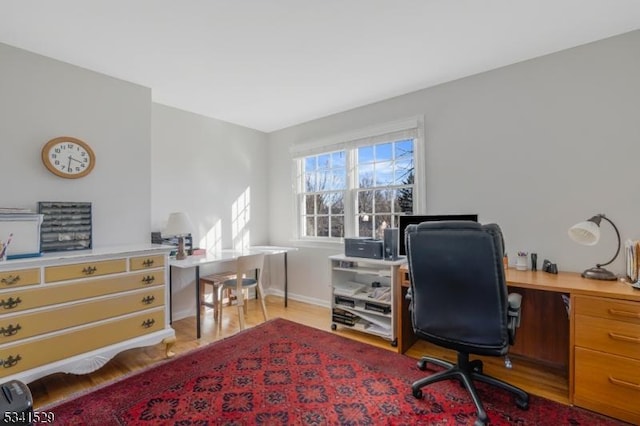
[
  {"left": 0, "top": 270, "right": 165, "bottom": 314},
  {"left": 0, "top": 308, "right": 165, "bottom": 378},
  {"left": 44, "top": 259, "right": 127, "bottom": 282},
  {"left": 574, "top": 347, "right": 640, "bottom": 425},
  {"left": 575, "top": 314, "right": 640, "bottom": 359},
  {"left": 575, "top": 295, "right": 640, "bottom": 325},
  {"left": 0, "top": 287, "right": 164, "bottom": 344},
  {"left": 130, "top": 254, "right": 165, "bottom": 271},
  {"left": 0, "top": 269, "right": 39, "bottom": 289}
]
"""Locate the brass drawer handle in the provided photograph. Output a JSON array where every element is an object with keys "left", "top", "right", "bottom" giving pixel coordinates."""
[
  {"left": 608, "top": 332, "right": 640, "bottom": 344},
  {"left": 141, "top": 275, "right": 156, "bottom": 285},
  {"left": 0, "top": 297, "right": 22, "bottom": 310},
  {"left": 141, "top": 295, "right": 156, "bottom": 305},
  {"left": 608, "top": 308, "right": 640, "bottom": 319},
  {"left": 82, "top": 266, "right": 98, "bottom": 275},
  {"left": 141, "top": 318, "right": 156, "bottom": 328},
  {"left": 0, "top": 324, "right": 21, "bottom": 337},
  {"left": 0, "top": 275, "right": 20, "bottom": 285},
  {"left": 1, "top": 354, "right": 22, "bottom": 369},
  {"left": 609, "top": 376, "right": 640, "bottom": 390},
  {"left": 142, "top": 259, "right": 155, "bottom": 267}
]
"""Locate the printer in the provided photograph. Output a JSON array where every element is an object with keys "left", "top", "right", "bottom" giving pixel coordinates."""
[{"left": 344, "top": 237, "right": 384, "bottom": 259}]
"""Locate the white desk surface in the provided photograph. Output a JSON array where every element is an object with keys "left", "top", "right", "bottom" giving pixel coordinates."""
[{"left": 169, "top": 245, "right": 298, "bottom": 269}]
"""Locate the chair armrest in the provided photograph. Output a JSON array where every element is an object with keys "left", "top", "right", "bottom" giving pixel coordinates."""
[
  {"left": 508, "top": 293, "right": 522, "bottom": 311},
  {"left": 507, "top": 292, "right": 523, "bottom": 345}
]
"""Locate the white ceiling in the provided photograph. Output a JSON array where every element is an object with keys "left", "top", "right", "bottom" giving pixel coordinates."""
[{"left": 2, "top": 1, "right": 640, "bottom": 132}]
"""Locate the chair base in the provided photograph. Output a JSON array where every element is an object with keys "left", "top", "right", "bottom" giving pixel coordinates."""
[{"left": 411, "top": 353, "right": 529, "bottom": 426}]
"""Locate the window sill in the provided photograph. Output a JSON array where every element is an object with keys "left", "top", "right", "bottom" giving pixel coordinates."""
[{"left": 287, "top": 238, "right": 344, "bottom": 251}]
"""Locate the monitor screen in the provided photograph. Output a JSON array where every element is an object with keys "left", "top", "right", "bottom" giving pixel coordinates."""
[{"left": 398, "top": 214, "right": 478, "bottom": 256}]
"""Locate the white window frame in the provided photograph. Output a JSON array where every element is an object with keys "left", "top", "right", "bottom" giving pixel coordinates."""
[{"left": 290, "top": 116, "right": 426, "bottom": 247}]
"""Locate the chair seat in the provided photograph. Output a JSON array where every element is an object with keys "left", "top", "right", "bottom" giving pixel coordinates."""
[{"left": 221, "top": 277, "right": 258, "bottom": 289}]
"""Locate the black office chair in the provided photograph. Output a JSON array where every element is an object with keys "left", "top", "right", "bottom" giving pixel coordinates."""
[{"left": 405, "top": 221, "right": 529, "bottom": 426}]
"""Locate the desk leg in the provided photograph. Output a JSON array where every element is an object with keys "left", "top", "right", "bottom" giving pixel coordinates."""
[
  {"left": 284, "top": 252, "right": 289, "bottom": 307},
  {"left": 169, "top": 266, "right": 173, "bottom": 325},
  {"left": 195, "top": 266, "right": 201, "bottom": 339}
]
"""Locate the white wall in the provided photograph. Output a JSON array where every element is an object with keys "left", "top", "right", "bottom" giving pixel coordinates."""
[
  {"left": 151, "top": 103, "right": 271, "bottom": 319},
  {"left": 0, "top": 42, "right": 152, "bottom": 245},
  {"left": 268, "top": 30, "right": 640, "bottom": 305},
  {"left": 0, "top": 43, "right": 273, "bottom": 321}
]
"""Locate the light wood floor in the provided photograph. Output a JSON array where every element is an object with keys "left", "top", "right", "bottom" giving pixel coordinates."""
[{"left": 29, "top": 296, "right": 568, "bottom": 409}]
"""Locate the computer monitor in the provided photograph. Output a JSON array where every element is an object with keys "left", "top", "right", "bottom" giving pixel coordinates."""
[{"left": 398, "top": 214, "right": 478, "bottom": 256}]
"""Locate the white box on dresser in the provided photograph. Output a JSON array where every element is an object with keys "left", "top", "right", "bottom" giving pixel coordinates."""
[{"left": 0, "top": 244, "right": 176, "bottom": 384}]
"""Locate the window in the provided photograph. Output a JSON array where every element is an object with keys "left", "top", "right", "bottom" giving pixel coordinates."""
[
  {"left": 356, "top": 139, "right": 414, "bottom": 239},
  {"left": 301, "top": 151, "right": 346, "bottom": 238},
  {"left": 292, "top": 118, "right": 423, "bottom": 242}
]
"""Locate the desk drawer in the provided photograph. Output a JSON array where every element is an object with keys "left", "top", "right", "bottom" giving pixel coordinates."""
[
  {"left": 45, "top": 259, "right": 127, "bottom": 282},
  {"left": 0, "top": 287, "right": 164, "bottom": 344},
  {"left": 0, "top": 308, "right": 165, "bottom": 379},
  {"left": 574, "top": 347, "right": 640, "bottom": 424},
  {"left": 575, "top": 295, "right": 640, "bottom": 325},
  {"left": 0, "top": 269, "right": 39, "bottom": 289},
  {"left": 0, "top": 271, "right": 165, "bottom": 314},
  {"left": 575, "top": 314, "right": 640, "bottom": 359},
  {"left": 130, "top": 255, "right": 165, "bottom": 271}
]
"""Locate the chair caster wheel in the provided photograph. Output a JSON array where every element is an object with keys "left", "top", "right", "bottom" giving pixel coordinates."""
[
  {"left": 331, "top": 324, "right": 337, "bottom": 331},
  {"left": 412, "top": 388, "right": 423, "bottom": 399},
  {"left": 417, "top": 359, "right": 428, "bottom": 370},
  {"left": 516, "top": 397, "right": 529, "bottom": 410}
]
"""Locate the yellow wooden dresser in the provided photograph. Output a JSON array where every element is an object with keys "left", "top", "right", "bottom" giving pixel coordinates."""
[{"left": 0, "top": 245, "right": 175, "bottom": 384}]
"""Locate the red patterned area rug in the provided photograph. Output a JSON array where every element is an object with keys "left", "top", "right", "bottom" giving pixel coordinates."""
[{"left": 46, "top": 318, "right": 626, "bottom": 425}]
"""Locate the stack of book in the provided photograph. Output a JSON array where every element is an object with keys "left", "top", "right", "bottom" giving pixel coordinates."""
[{"left": 624, "top": 239, "right": 640, "bottom": 286}]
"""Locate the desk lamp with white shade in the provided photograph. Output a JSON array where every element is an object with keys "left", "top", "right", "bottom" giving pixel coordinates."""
[
  {"left": 164, "top": 212, "right": 194, "bottom": 260},
  {"left": 568, "top": 214, "right": 620, "bottom": 281}
]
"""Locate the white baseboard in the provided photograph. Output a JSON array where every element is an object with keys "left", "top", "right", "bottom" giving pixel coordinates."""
[
  {"left": 171, "top": 290, "right": 330, "bottom": 322},
  {"left": 265, "top": 288, "right": 330, "bottom": 308}
]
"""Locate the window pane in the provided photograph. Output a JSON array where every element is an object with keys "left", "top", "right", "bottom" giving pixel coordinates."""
[
  {"left": 374, "top": 214, "right": 392, "bottom": 239},
  {"left": 374, "top": 189, "right": 393, "bottom": 213},
  {"left": 358, "top": 216, "right": 373, "bottom": 237},
  {"left": 317, "top": 154, "right": 330, "bottom": 169},
  {"left": 304, "top": 172, "right": 316, "bottom": 192},
  {"left": 375, "top": 161, "right": 393, "bottom": 186},
  {"left": 330, "top": 192, "right": 344, "bottom": 214},
  {"left": 316, "top": 194, "right": 328, "bottom": 214},
  {"left": 358, "top": 164, "right": 374, "bottom": 188},
  {"left": 305, "top": 194, "right": 315, "bottom": 214},
  {"left": 304, "top": 157, "right": 316, "bottom": 172},
  {"left": 329, "top": 169, "right": 346, "bottom": 190},
  {"left": 375, "top": 143, "right": 392, "bottom": 161},
  {"left": 331, "top": 216, "right": 344, "bottom": 238},
  {"left": 397, "top": 187, "right": 413, "bottom": 214},
  {"left": 305, "top": 216, "right": 315, "bottom": 237},
  {"left": 396, "top": 140, "right": 413, "bottom": 160},
  {"left": 317, "top": 216, "right": 329, "bottom": 237},
  {"left": 395, "top": 160, "right": 413, "bottom": 184},
  {"left": 331, "top": 151, "right": 346, "bottom": 168},
  {"left": 358, "top": 190, "right": 373, "bottom": 214},
  {"left": 358, "top": 145, "right": 374, "bottom": 164}
]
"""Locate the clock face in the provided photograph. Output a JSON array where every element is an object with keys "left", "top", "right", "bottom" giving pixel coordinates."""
[{"left": 42, "top": 137, "right": 95, "bottom": 179}]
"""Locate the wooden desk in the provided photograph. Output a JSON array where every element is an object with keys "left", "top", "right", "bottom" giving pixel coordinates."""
[{"left": 397, "top": 265, "right": 640, "bottom": 424}]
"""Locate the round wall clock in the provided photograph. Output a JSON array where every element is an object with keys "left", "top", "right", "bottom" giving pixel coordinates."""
[{"left": 41, "top": 136, "right": 95, "bottom": 179}]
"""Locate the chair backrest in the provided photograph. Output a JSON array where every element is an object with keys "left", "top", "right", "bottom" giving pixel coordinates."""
[
  {"left": 235, "top": 253, "right": 265, "bottom": 285},
  {"left": 405, "top": 221, "right": 510, "bottom": 356}
]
